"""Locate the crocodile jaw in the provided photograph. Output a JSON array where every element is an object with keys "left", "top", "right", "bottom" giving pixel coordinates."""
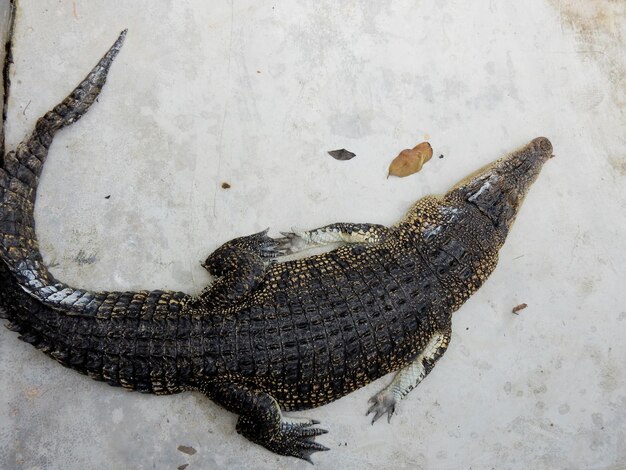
[{"left": 450, "top": 137, "right": 553, "bottom": 236}]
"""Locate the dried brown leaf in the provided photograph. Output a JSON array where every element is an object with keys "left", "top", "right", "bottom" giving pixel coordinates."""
[
  {"left": 387, "top": 142, "right": 433, "bottom": 178},
  {"left": 512, "top": 303, "right": 528, "bottom": 314}
]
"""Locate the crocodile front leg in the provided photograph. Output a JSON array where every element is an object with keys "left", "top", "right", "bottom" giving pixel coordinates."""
[
  {"left": 193, "top": 229, "right": 282, "bottom": 310},
  {"left": 202, "top": 382, "right": 329, "bottom": 462},
  {"left": 278, "top": 222, "right": 390, "bottom": 254},
  {"left": 367, "top": 329, "right": 451, "bottom": 424}
]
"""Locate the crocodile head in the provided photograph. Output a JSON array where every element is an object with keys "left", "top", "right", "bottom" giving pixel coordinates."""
[{"left": 450, "top": 137, "right": 553, "bottom": 237}]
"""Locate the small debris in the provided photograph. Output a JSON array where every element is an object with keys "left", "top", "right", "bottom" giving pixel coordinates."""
[
  {"left": 24, "top": 386, "right": 43, "bottom": 401},
  {"left": 328, "top": 149, "right": 356, "bottom": 161},
  {"left": 512, "top": 303, "right": 528, "bottom": 314},
  {"left": 387, "top": 142, "right": 433, "bottom": 178},
  {"left": 177, "top": 445, "right": 197, "bottom": 456},
  {"left": 178, "top": 465, "right": 189, "bottom": 470},
  {"left": 221, "top": 182, "right": 231, "bottom": 189},
  {"left": 23, "top": 100, "right": 32, "bottom": 116},
  {"left": 256, "top": 70, "right": 261, "bottom": 74},
  {"left": 438, "top": 154, "right": 444, "bottom": 159},
  {"left": 104, "top": 195, "right": 111, "bottom": 199}
]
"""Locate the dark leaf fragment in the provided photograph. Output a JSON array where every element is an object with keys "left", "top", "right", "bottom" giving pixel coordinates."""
[
  {"left": 327, "top": 149, "right": 356, "bottom": 161},
  {"left": 177, "top": 445, "right": 197, "bottom": 455}
]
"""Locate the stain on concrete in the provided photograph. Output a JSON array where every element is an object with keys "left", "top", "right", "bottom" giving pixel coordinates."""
[
  {"left": 608, "top": 155, "right": 626, "bottom": 177},
  {"left": 111, "top": 408, "right": 123, "bottom": 424},
  {"left": 74, "top": 249, "right": 97, "bottom": 265},
  {"left": 591, "top": 412, "right": 604, "bottom": 429},
  {"left": 546, "top": 0, "right": 625, "bottom": 107},
  {"left": 23, "top": 386, "right": 42, "bottom": 401}
]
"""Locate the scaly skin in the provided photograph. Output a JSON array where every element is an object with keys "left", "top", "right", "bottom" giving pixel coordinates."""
[{"left": 0, "top": 31, "right": 553, "bottom": 462}]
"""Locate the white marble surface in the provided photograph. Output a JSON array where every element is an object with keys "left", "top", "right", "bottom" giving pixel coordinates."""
[{"left": 0, "top": 1, "right": 624, "bottom": 468}]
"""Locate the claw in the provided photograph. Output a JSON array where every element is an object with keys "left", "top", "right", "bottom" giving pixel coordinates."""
[
  {"left": 240, "top": 228, "right": 287, "bottom": 259},
  {"left": 300, "top": 442, "right": 330, "bottom": 465},
  {"left": 279, "top": 416, "right": 329, "bottom": 463},
  {"left": 300, "top": 427, "right": 328, "bottom": 437},
  {"left": 252, "top": 227, "right": 270, "bottom": 237},
  {"left": 275, "top": 229, "right": 312, "bottom": 255},
  {"left": 366, "top": 391, "right": 397, "bottom": 425},
  {"left": 295, "top": 444, "right": 329, "bottom": 464},
  {"left": 283, "top": 416, "right": 325, "bottom": 431}
]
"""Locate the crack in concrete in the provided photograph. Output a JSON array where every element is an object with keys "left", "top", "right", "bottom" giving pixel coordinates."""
[{"left": 0, "top": 0, "right": 16, "bottom": 165}]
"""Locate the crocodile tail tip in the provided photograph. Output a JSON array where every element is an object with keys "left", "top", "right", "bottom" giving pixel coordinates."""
[
  {"left": 115, "top": 29, "right": 128, "bottom": 49},
  {"left": 0, "top": 31, "right": 129, "bottom": 301}
]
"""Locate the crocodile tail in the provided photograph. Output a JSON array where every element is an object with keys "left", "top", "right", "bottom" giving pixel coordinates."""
[
  {"left": 0, "top": 31, "right": 194, "bottom": 392},
  {"left": 0, "top": 30, "right": 190, "bottom": 324},
  {"left": 0, "top": 30, "right": 127, "bottom": 294}
]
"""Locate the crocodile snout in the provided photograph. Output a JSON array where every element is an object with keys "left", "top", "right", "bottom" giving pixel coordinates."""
[{"left": 531, "top": 137, "right": 553, "bottom": 160}]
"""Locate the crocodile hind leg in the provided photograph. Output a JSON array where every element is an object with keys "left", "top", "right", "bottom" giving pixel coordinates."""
[
  {"left": 277, "top": 222, "right": 390, "bottom": 254},
  {"left": 202, "top": 382, "right": 329, "bottom": 462},
  {"left": 192, "top": 229, "right": 282, "bottom": 310},
  {"left": 367, "top": 329, "right": 451, "bottom": 424}
]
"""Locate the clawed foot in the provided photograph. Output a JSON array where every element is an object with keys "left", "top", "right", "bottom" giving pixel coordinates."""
[
  {"left": 254, "top": 229, "right": 285, "bottom": 259},
  {"left": 261, "top": 417, "right": 329, "bottom": 463},
  {"left": 366, "top": 390, "right": 397, "bottom": 424},
  {"left": 276, "top": 230, "right": 312, "bottom": 255},
  {"left": 235, "top": 228, "right": 286, "bottom": 259},
  {"left": 201, "top": 229, "right": 286, "bottom": 278}
]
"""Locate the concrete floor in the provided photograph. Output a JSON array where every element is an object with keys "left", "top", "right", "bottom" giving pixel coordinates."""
[{"left": 1, "top": 1, "right": 625, "bottom": 469}]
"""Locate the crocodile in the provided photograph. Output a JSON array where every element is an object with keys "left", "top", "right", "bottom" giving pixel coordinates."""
[{"left": 0, "top": 31, "right": 553, "bottom": 462}]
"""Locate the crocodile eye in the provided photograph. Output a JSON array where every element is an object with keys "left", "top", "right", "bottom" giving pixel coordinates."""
[{"left": 459, "top": 266, "right": 473, "bottom": 280}]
